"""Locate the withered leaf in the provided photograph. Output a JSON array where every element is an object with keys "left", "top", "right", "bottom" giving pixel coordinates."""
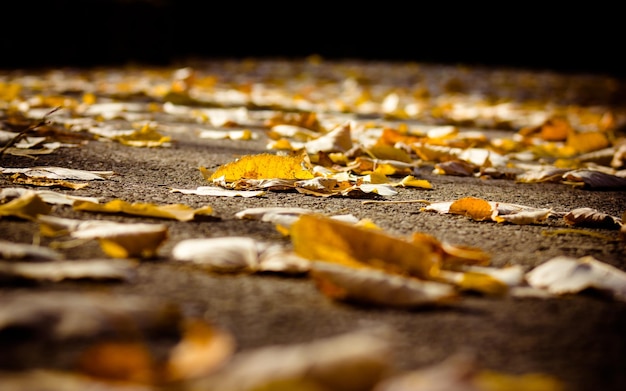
[{"left": 563, "top": 207, "right": 622, "bottom": 230}]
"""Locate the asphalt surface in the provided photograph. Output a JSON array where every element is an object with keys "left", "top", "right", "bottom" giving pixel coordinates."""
[{"left": 1, "top": 59, "right": 626, "bottom": 391}]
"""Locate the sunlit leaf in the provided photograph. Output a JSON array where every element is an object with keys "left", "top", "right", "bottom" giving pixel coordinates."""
[
  {"left": 449, "top": 197, "right": 494, "bottom": 221},
  {"left": 526, "top": 255, "right": 626, "bottom": 301},
  {"left": 173, "top": 237, "right": 310, "bottom": 274},
  {"left": 563, "top": 207, "right": 622, "bottom": 230},
  {"left": 37, "top": 215, "right": 168, "bottom": 259},
  {"left": 290, "top": 214, "right": 441, "bottom": 279},
  {"left": 111, "top": 123, "right": 171, "bottom": 147},
  {"left": 208, "top": 153, "right": 314, "bottom": 182},
  {"left": 0, "top": 191, "right": 51, "bottom": 220},
  {"left": 311, "top": 261, "right": 458, "bottom": 307},
  {"left": 304, "top": 120, "right": 353, "bottom": 154},
  {"left": 73, "top": 199, "right": 213, "bottom": 222},
  {"left": 398, "top": 175, "right": 433, "bottom": 189}
]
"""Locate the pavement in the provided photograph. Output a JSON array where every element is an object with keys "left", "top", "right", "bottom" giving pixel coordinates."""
[{"left": 1, "top": 58, "right": 626, "bottom": 391}]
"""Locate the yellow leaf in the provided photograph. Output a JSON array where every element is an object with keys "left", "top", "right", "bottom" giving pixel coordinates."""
[
  {"left": 449, "top": 197, "right": 494, "bottom": 221},
  {"left": 209, "top": 153, "right": 314, "bottom": 182},
  {"left": 113, "top": 124, "right": 171, "bottom": 147},
  {"left": 368, "top": 145, "right": 413, "bottom": 163},
  {"left": 475, "top": 370, "right": 565, "bottom": 391},
  {"left": 0, "top": 192, "right": 51, "bottom": 221},
  {"left": 290, "top": 214, "right": 441, "bottom": 279},
  {"left": 399, "top": 175, "right": 433, "bottom": 189},
  {"left": 566, "top": 131, "right": 609, "bottom": 154},
  {"left": 73, "top": 199, "right": 213, "bottom": 222}
]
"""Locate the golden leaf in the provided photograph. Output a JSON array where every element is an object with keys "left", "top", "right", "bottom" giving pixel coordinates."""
[
  {"left": 290, "top": 214, "right": 441, "bottom": 279},
  {"left": 448, "top": 197, "right": 494, "bottom": 221},
  {"left": 112, "top": 124, "right": 171, "bottom": 147},
  {"left": 209, "top": 153, "right": 314, "bottom": 182},
  {"left": 73, "top": 199, "right": 213, "bottom": 222},
  {"left": 566, "top": 131, "right": 609, "bottom": 154},
  {"left": 0, "top": 191, "right": 51, "bottom": 221}
]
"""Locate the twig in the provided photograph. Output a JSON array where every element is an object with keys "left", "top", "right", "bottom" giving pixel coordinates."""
[{"left": 0, "top": 106, "right": 61, "bottom": 159}]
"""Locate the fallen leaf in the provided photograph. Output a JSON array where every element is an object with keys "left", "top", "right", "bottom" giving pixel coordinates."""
[
  {"left": 0, "top": 187, "right": 100, "bottom": 206},
  {"left": 208, "top": 152, "right": 314, "bottom": 182},
  {"left": 290, "top": 214, "right": 441, "bottom": 279},
  {"left": 563, "top": 207, "right": 622, "bottom": 230},
  {"left": 448, "top": 197, "right": 494, "bottom": 221},
  {"left": 172, "top": 237, "right": 310, "bottom": 274},
  {"left": 0, "top": 259, "right": 138, "bottom": 282},
  {"left": 37, "top": 215, "right": 168, "bottom": 259},
  {"left": 188, "top": 328, "right": 393, "bottom": 391},
  {"left": 0, "top": 191, "right": 51, "bottom": 220},
  {"left": 73, "top": 199, "right": 213, "bottom": 222},
  {"left": 0, "top": 166, "right": 115, "bottom": 180},
  {"left": 0, "top": 239, "right": 62, "bottom": 261},
  {"left": 525, "top": 255, "right": 626, "bottom": 301},
  {"left": 111, "top": 123, "right": 171, "bottom": 147},
  {"left": 170, "top": 186, "right": 265, "bottom": 197},
  {"left": 310, "top": 261, "right": 458, "bottom": 307}
]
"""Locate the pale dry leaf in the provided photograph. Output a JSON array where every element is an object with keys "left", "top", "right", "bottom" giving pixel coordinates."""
[
  {"left": 172, "top": 237, "right": 260, "bottom": 273},
  {"left": 311, "top": 261, "right": 458, "bottom": 307},
  {"left": 0, "top": 240, "right": 63, "bottom": 261},
  {"left": 525, "top": 256, "right": 626, "bottom": 301},
  {"left": 0, "top": 259, "right": 138, "bottom": 282},
  {"left": 0, "top": 187, "right": 100, "bottom": 206},
  {"left": 304, "top": 120, "right": 353, "bottom": 154},
  {"left": 37, "top": 215, "right": 168, "bottom": 259},
  {"left": 1, "top": 166, "right": 114, "bottom": 180},
  {"left": 170, "top": 186, "right": 265, "bottom": 198},
  {"left": 188, "top": 328, "right": 393, "bottom": 391}
]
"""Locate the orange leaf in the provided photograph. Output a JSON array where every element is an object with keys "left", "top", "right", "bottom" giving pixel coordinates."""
[{"left": 448, "top": 197, "right": 494, "bottom": 221}]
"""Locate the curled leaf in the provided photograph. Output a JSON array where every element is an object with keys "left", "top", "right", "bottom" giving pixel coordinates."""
[{"left": 563, "top": 207, "right": 622, "bottom": 230}]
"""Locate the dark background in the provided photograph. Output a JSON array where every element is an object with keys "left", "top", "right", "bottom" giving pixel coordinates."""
[{"left": 3, "top": 0, "right": 625, "bottom": 79}]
